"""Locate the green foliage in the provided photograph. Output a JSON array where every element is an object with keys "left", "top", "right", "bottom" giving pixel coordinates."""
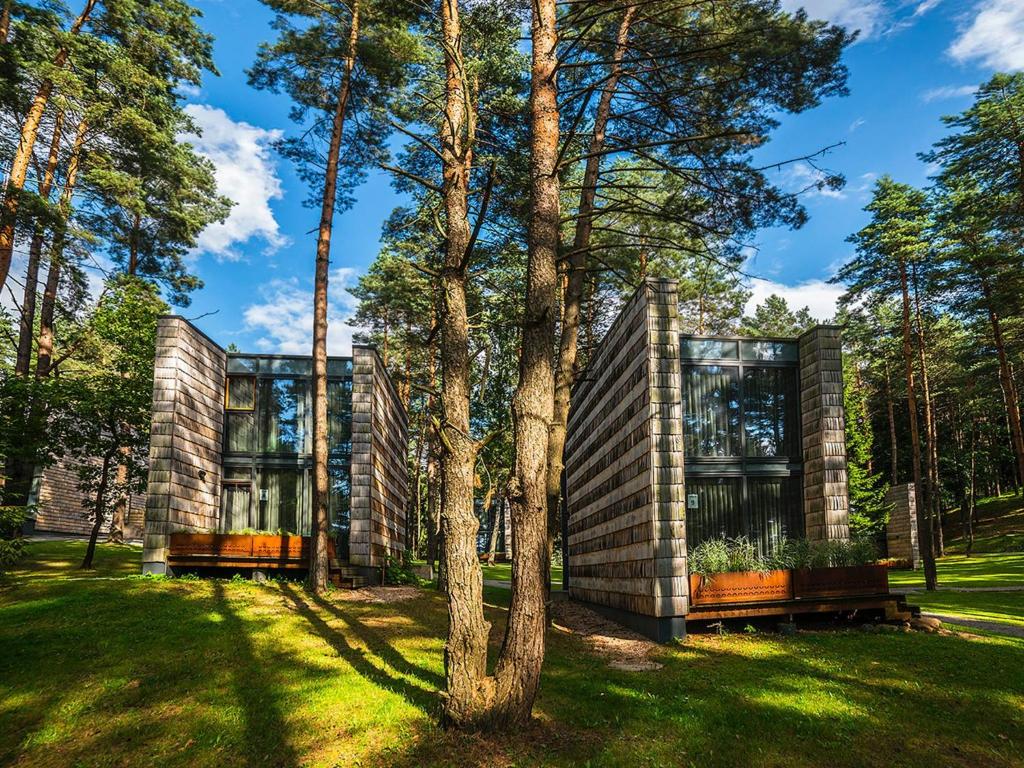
[
  {"left": 842, "top": 353, "right": 889, "bottom": 534},
  {"left": 385, "top": 551, "right": 422, "bottom": 586},
  {"left": 691, "top": 536, "right": 879, "bottom": 576},
  {"left": 739, "top": 294, "right": 818, "bottom": 336},
  {"left": 0, "top": 505, "right": 28, "bottom": 575}
]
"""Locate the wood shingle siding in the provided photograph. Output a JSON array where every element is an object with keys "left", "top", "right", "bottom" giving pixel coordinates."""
[
  {"left": 798, "top": 326, "right": 850, "bottom": 542},
  {"left": 349, "top": 345, "right": 408, "bottom": 569},
  {"left": 885, "top": 483, "right": 920, "bottom": 568},
  {"left": 142, "top": 316, "right": 227, "bottom": 574},
  {"left": 565, "top": 279, "right": 688, "bottom": 621}
]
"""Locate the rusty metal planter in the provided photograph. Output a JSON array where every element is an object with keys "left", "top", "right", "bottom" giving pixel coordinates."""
[
  {"left": 793, "top": 564, "right": 889, "bottom": 600},
  {"left": 689, "top": 569, "right": 793, "bottom": 606},
  {"left": 168, "top": 533, "right": 335, "bottom": 567}
]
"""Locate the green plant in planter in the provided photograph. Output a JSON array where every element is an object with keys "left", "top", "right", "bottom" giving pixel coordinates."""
[{"left": 690, "top": 535, "right": 879, "bottom": 577}]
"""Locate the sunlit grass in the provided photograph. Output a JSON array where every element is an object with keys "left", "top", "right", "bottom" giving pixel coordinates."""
[
  {"left": 887, "top": 552, "right": 1024, "bottom": 589},
  {"left": 2, "top": 541, "right": 1023, "bottom": 767}
]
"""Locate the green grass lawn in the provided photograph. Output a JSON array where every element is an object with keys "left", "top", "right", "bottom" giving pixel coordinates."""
[
  {"left": 481, "top": 561, "right": 563, "bottom": 585},
  {"left": 940, "top": 493, "right": 1024, "bottom": 555},
  {"left": 906, "top": 590, "right": 1024, "bottom": 629},
  {"left": 2, "top": 542, "right": 1024, "bottom": 767},
  {"left": 887, "top": 552, "right": 1024, "bottom": 590}
]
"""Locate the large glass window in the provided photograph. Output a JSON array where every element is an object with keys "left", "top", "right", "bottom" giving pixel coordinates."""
[
  {"left": 221, "top": 355, "right": 354, "bottom": 549},
  {"left": 683, "top": 365, "right": 740, "bottom": 457},
  {"left": 259, "top": 379, "right": 309, "bottom": 454},
  {"left": 681, "top": 335, "right": 804, "bottom": 556},
  {"left": 743, "top": 367, "right": 798, "bottom": 458}
]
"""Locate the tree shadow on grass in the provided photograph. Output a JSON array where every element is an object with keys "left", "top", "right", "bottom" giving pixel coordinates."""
[
  {"left": 212, "top": 581, "right": 300, "bottom": 768},
  {"left": 278, "top": 583, "right": 441, "bottom": 718}
]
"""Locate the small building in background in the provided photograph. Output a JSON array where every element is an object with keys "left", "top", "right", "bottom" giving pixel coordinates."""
[
  {"left": 885, "top": 483, "right": 920, "bottom": 568},
  {"left": 141, "top": 316, "right": 408, "bottom": 581},
  {"left": 563, "top": 278, "right": 851, "bottom": 640}
]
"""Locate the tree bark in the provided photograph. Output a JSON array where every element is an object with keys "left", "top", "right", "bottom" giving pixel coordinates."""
[
  {"left": 0, "top": 0, "right": 96, "bottom": 292},
  {"left": 486, "top": 492, "right": 503, "bottom": 566},
  {"left": 884, "top": 363, "right": 898, "bottom": 486},
  {"left": 36, "top": 117, "right": 87, "bottom": 378},
  {"left": 82, "top": 442, "right": 117, "bottom": 569},
  {"left": 980, "top": 276, "right": 1024, "bottom": 496},
  {"left": 16, "top": 112, "right": 64, "bottom": 376},
  {"left": 309, "top": 0, "right": 360, "bottom": 594},
  {"left": 898, "top": 259, "right": 937, "bottom": 590},
  {"left": 545, "top": 2, "right": 635, "bottom": 606},
  {"left": 490, "top": 0, "right": 560, "bottom": 728}
]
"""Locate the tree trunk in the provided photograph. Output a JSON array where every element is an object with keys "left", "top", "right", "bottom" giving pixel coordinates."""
[
  {"left": 899, "top": 259, "right": 937, "bottom": 590},
  {"left": 490, "top": 0, "right": 560, "bottom": 728},
  {"left": 0, "top": 0, "right": 12, "bottom": 43},
  {"left": 884, "top": 363, "right": 898, "bottom": 486},
  {"left": 309, "top": 0, "right": 360, "bottom": 595},
  {"left": 486, "top": 493, "right": 503, "bottom": 566},
  {"left": 82, "top": 444, "right": 117, "bottom": 570},
  {"left": 910, "top": 263, "right": 943, "bottom": 557},
  {"left": 981, "top": 276, "right": 1024, "bottom": 497},
  {"left": 36, "top": 118, "right": 87, "bottom": 378},
  {"left": 425, "top": 440, "right": 439, "bottom": 580},
  {"left": 545, "top": 2, "right": 635, "bottom": 607},
  {"left": 16, "top": 112, "right": 64, "bottom": 376},
  {"left": 0, "top": 0, "right": 96, "bottom": 292},
  {"left": 435, "top": 0, "right": 495, "bottom": 728},
  {"left": 964, "top": 421, "right": 976, "bottom": 556}
]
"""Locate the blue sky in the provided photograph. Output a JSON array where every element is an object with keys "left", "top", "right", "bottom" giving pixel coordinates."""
[{"left": 176, "top": 0, "right": 1024, "bottom": 352}]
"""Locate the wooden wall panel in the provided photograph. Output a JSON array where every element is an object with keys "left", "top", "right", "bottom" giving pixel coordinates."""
[
  {"left": 566, "top": 278, "right": 688, "bottom": 619},
  {"left": 142, "top": 317, "right": 227, "bottom": 574},
  {"left": 885, "top": 483, "right": 919, "bottom": 567},
  {"left": 350, "top": 345, "right": 408, "bottom": 569}
]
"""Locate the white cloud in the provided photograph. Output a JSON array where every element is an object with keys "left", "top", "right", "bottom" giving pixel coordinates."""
[
  {"left": 745, "top": 278, "right": 846, "bottom": 322},
  {"left": 848, "top": 117, "right": 866, "bottom": 132},
  {"left": 241, "top": 267, "right": 365, "bottom": 354},
  {"left": 920, "top": 84, "right": 977, "bottom": 102},
  {"left": 783, "top": 162, "right": 846, "bottom": 199},
  {"left": 949, "top": 0, "right": 1024, "bottom": 70},
  {"left": 182, "top": 104, "right": 287, "bottom": 261},
  {"left": 781, "top": 0, "right": 889, "bottom": 39}
]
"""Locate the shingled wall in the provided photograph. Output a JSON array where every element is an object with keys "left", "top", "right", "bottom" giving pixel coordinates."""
[
  {"left": 798, "top": 326, "right": 850, "bottom": 542},
  {"left": 885, "top": 483, "right": 920, "bottom": 568},
  {"left": 142, "top": 317, "right": 227, "bottom": 574},
  {"left": 564, "top": 278, "right": 687, "bottom": 640},
  {"left": 350, "top": 345, "right": 408, "bottom": 569},
  {"left": 34, "top": 456, "right": 146, "bottom": 538}
]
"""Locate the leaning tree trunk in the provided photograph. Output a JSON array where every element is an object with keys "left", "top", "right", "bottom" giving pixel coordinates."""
[
  {"left": 309, "top": 0, "right": 360, "bottom": 595},
  {"left": 899, "top": 260, "right": 937, "bottom": 590},
  {"left": 489, "top": 0, "right": 561, "bottom": 729},
  {"left": 545, "top": 2, "right": 636, "bottom": 603},
  {"left": 0, "top": 0, "right": 95, "bottom": 292},
  {"left": 16, "top": 111, "right": 64, "bottom": 376},
  {"left": 36, "top": 118, "right": 87, "bottom": 378},
  {"left": 82, "top": 444, "right": 117, "bottom": 570}
]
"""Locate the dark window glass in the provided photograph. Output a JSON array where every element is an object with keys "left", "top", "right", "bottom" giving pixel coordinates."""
[
  {"left": 224, "top": 466, "right": 252, "bottom": 480},
  {"left": 328, "top": 379, "right": 353, "bottom": 459},
  {"left": 327, "top": 358, "right": 353, "bottom": 376},
  {"left": 683, "top": 365, "right": 740, "bottom": 457},
  {"left": 267, "top": 358, "right": 313, "bottom": 375},
  {"left": 740, "top": 340, "right": 799, "bottom": 362},
  {"left": 221, "top": 483, "right": 252, "bottom": 531},
  {"left": 743, "top": 367, "right": 799, "bottom": 458},
  {"left": 258, "top": 469, "right": 303, "bottom": 534},
  {"left": 329, "top": 464, "right": 351, "bottom": 559},
  {"left": 226, "top": 376, "right": 255, "bottom": 410},
  {"left": 748, "top": 477, "right": 803, "bottom": 554},
  {"left": 259, "top": 379, "right": 309, "bottom": 453},
  {"left": 685, "top": 477, "right": 742, "bottom": 548},
  {"left": 681, "top": 338, "right": 739, "bottom": 360},
  {"left": 225, "top": 412, "right": 255, "bottom": 453},
  {"left": 227, "top": 357, "right": 259, "bottom": 373}
]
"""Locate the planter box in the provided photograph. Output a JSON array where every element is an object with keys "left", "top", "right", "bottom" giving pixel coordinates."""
[
  {"left": 793, "top": 564, "right": 889, "bottom": 600},
  {"left": 169, "top": 532, "right": 336, "bottom": 565},
  {"left": 689, "top": 569, "right": 793, "bottom": 606}
]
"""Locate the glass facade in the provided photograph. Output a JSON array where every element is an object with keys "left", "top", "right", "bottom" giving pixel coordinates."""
[
  {"left": 221, "top": 355, "right": 353, "bottom": 556},
  {"left": 681, "top": 336, "right": 803, "bottom": 554}
]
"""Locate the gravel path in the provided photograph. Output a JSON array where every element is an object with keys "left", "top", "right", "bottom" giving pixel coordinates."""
[{"left": 924, "top": 613, "right": 1024, "bottom": 639}]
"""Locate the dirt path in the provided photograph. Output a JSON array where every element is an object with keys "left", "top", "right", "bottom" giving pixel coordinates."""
[{"left": 924, "top": 613, "right": 1024, "bottom": 638}]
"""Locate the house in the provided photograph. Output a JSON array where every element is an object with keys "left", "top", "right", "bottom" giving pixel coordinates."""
[
  {"left": 141, "top": 316, "right": 408, "bottom": 582},
  {"left": 563, "top": 278, "right": 860, "bottom": 640}
]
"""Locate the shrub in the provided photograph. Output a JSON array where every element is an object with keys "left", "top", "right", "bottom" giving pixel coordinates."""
[
  {"left": 689, "top": 535, "right": 879, "bottom": 576},
  {"left": 0, "top": 506, "right": 29, "bottom": 576},
  {"left": 385, "top": 551, "right": 422, "bottom": 586}
]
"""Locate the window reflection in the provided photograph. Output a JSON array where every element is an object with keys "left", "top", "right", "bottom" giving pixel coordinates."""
[
  {"left": 683, "top": 365, "right": 740, "bottom": 457},
  {"left": 259, "top": 379, "right": 309, "bottom": 453},
  {"left": 743, "top": 367, "right": 798, "bottom": 458}
]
